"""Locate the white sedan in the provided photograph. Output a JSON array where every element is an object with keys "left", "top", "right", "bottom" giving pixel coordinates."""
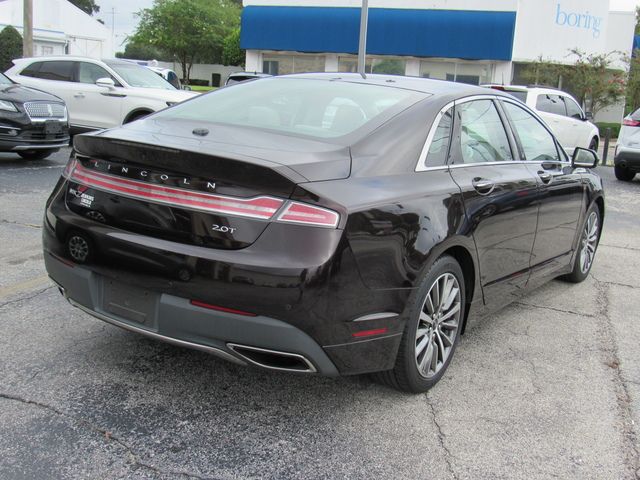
[{"left": 6, "top": 56, "right": 197, "bottom": 132}]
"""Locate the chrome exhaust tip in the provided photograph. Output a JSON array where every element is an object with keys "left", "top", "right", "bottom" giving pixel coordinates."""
[{"left": 227, "top": 343, "right": 317, "bottom": 373}]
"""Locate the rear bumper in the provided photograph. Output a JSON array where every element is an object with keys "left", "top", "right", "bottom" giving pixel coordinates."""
[
  {"left": 45, "top": 252, "right": 341, "bottom": 376},
  {"left": 614, "top": 146, "right": 640, "bottom": 171}
]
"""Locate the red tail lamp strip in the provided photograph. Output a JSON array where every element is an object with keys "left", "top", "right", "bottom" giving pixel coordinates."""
[
  {"left": 623, "top": 118, "right": 640, "bottom": 127},
  {"left": 277, "top": 201, "right": 340, "bottom": 228},
  {"left": 190, "top": 300, "right": 257, "bottom": 317},
  {"left": 352, "top": 327, "right": 388, "bottom": 338},
  {"left": 69, "top": 163, "right": 283, "bottom": 220}
]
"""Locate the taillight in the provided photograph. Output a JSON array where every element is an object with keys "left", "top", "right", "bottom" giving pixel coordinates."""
[
  {"left": 66, "top": 159, "right": 341, "bottom": 228},
  {"left": 276, "top": 201, "right": 340, "bottom": 228},
  {"left": 623, "top": 118, "right": 640, "bottom": 127},
  {"left": 62, "top": 156, "right": 78, "bottom": 179}
]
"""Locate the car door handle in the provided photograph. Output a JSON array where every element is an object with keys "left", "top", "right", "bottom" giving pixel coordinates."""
[
  {"left": 538, "top": 171, "right": 553, "bottom": 184},
  {"left": 74, "top": 92, "right": 85, "bottom": 98},
  {"left": 472, "top": 178, "right": 495, "bottom": 195}
]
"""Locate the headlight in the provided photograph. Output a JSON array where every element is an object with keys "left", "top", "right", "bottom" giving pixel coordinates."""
[{"left": 0, "top": 100, "right": 17, "bottom": 112}]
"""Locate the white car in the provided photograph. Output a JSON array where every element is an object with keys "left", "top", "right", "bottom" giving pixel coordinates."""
[
  {"left": 614, "top": 109, "right": 640, "bottom": 181},
  {"left": 6, "top": 56, "right": 197, "bottom": 132},
  {"left": 484, "top": 85, "right": 600, "bottom": 154}
]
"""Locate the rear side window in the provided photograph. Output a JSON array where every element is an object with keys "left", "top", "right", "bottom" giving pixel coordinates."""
[
  {"left": 536, "top": 94, "right": 566, "bottom": 116},
  {"left": 23, "top": 61, "right": 75, "bottom": 82},
  {"left": 454, "top": 100, "right": 513, "bottom": 164},
  {"left": 425, "top": 108, "right": 453, "bottom": 167},
  {"left": 502, "top": 102, "right": 560, "bottom": 161}
]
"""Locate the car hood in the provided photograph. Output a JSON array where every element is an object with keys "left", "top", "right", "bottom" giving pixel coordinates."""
[
  {"left": 124, "top": 87, "right": 198, "bottom": 103},
  {"left": 85, "top": 116, "right": 352, "bottom": 182},
  {"left": 0, "top": 83, "right": 64, "bottom": 104}
]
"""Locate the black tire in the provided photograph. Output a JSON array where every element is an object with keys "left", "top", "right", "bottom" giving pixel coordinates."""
[
  {"left": 17, "top": 149, "right": 57, "bottom": 160},
  {"left": 589, "top": 137, "right": 598, "bottom": 151},
  {"left": 561, "top": 203, "right": 601, "bottom": 283},
  {"left": 375, "top": 255, "right": 466, "bottom": 393},
  {"left": 614, "top": 165, "right": 635, "bottom": 181}
]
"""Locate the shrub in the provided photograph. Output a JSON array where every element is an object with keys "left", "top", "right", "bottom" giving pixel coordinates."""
[{"left": 0, "top": 26, "right": 23, "bottom": 72}]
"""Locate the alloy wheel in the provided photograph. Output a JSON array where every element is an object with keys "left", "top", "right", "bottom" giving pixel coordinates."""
[
  {"left": 415, "top": 272, "right": 462, "bottom": 379},
  {"left": 579, "top": 211, "right": 599, "bottom": 274}
]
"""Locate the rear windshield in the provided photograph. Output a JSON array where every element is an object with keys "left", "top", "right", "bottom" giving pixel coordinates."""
[
  {"left": 502, "top": 90, "right": 527, "bottom": 102},
  {"left": 155, "top": 78, "right": 427, "bottom": 139}
]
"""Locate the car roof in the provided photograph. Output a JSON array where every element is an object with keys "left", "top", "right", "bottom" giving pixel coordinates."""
[{"left": 277, "top": 72, "right": 498, "bottom": 96}]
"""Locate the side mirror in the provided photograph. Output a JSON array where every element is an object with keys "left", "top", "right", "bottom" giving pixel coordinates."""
[
  {"left": 584, "top": 111, "right": 593, "bottom": 121},
  {"left": 572, "top": 147, "right": 599, "bottom": 168},
  {"left": 95, "top": 77, "right": 115, "bottom": 89},
  {"left": 182, "top": 85, "right": 192, "bottom": 91}
]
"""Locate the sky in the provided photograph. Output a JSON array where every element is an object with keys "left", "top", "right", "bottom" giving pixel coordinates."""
[
  {"left": 94, "top": 0, "right": 153, "bottom": 50},
  {"left": 94, "top": 0, "right": 640, "bottom": 52}
]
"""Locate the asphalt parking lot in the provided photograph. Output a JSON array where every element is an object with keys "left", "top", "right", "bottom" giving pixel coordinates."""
[{"left": 1, "top": 147, "right": 639, "bottom": 480}]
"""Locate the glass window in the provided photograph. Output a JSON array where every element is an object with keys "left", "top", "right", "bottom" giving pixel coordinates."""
[
  {"left": 536, "top": 94, "right": 566, "bottom": 116},
  {"left": 455, "top": 100, "right": 513, "bottom": 164},
  {"left": 25, "top": 61, "right": 75, "bottom": 82},
  {"left": 502, "top": 101, "right": 560, "bottom": 161},
  {"left": 154, "top": 78, "right": 427, "bottom": 140},
  {"left": 563, "top": 96, "right": 584, "bottom": 119},
  {"left": 425, "top": 108, "right": 453, "bottom": 167},
  {"left": 104, "top": 61, "right": 175, "bottom": 90},
  {"left": 262, "top": 54, "right": 325, "bottom": 75},
  {"left": 338, "top": 56, "right": 406, "bottom": 76},
  {"left": 420, "top": 60, "right": 493, "bottom": 84},
  {"left": 78, "top": 62, "right": 116, "bottom": 85}
]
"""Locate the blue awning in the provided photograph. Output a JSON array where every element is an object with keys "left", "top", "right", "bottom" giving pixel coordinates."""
[{"left": 241, "top": 7, "right": 517, "bottom": 61}]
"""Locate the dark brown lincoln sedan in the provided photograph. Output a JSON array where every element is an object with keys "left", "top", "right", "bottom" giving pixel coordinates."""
[{"left": 43, "top": 74, "right": 603, "bottom": 392}]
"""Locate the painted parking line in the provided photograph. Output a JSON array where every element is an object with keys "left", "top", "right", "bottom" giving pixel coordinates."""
[{"left": 0, "top": 275, "right": 51, "bottom": 300}]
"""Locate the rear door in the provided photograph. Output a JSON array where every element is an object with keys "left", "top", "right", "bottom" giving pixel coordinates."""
[
  {"left": 17, "top": 60, "right": 79, "bottom": 122},
  {"left": 535, "top": 93, "right": 575, "bottom": 150},
  {"left": 500, "top": 99, "right": 584, "bottom": 279},
  {"left": 447, "top": 98, "right": 539, "bottom": 307}
]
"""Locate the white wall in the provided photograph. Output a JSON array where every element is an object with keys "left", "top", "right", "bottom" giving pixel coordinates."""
[
  {"left": 512, "top": 0, "right": 634, "bottom": 65},
  {"left": 0, "top": 0, "right": 113, "bottom": 58}
]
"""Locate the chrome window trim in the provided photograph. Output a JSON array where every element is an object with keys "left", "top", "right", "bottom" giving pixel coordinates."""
[{"left": 415, "top": 94, "right": 571, "bottom": 172}]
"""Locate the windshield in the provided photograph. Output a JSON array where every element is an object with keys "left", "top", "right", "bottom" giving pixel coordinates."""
[
  {"left": 0, "top": 72, "right": 12, "bottom": 85},
  {"left": 155, "top": 78, "right": 427, "bottom": 139},
  {"left": 503, "top": 90, "right": 528, "bottom": 102},
  {"left": 107, "top": 62, "right": 176, "bottom": 90}
]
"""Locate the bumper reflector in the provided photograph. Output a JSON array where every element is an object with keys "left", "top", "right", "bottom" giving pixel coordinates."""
[
  {"left": 352, "top": 327, "right": 388, "bottom": 338},
  {"left": 190, "top": 299, "right": 257, "bottom": 317}
]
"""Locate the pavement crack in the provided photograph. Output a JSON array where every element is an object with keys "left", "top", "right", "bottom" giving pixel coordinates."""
[
  {"left": 0, "top": 286, "right": 54, "bottom": 309},
  {"left": 592, "top": 278, "right": 640, "bottom": 480},
  {"left": 0, "top": 219, "right": 41, "bottom": 229},
  {"left": 425, "top": 392, "right": 459, "bottom": 480},
  {"left": 0, "top": 392, "right": 215, "bottom": 480},
  {"left": 513, "top": 301, "right": 595, "bottom": 318}
]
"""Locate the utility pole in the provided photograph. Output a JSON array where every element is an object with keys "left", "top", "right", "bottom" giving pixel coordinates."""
[
  {"left": 357, "top": 0, "right": 368, "bottom": 77},
  {"left": 23, "top": 0, "right": 33, "bottom": 57}
]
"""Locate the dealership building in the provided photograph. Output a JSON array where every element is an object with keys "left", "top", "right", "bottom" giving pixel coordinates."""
[{"left": 240, "top": 0, "right": 635, "bottom": 120}]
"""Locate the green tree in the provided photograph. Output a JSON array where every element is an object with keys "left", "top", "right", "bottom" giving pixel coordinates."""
[
  {"left": 131, "top": 0, "right": 240, "bottom": 83},
  {"left": 521, "top": 49, "right": 626, "bottom": 116},
  {"left": 221, "top": 28, "right": 244, "bottom": 67},
  {"left": 69, "top": 0, "right": 100, "bottom": 15},
  {"left": 0, "top": 26, "right": 23, "bottom": 72},
  {"left": 116, "top": 41, "right": 170, "bottom": 61}
]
